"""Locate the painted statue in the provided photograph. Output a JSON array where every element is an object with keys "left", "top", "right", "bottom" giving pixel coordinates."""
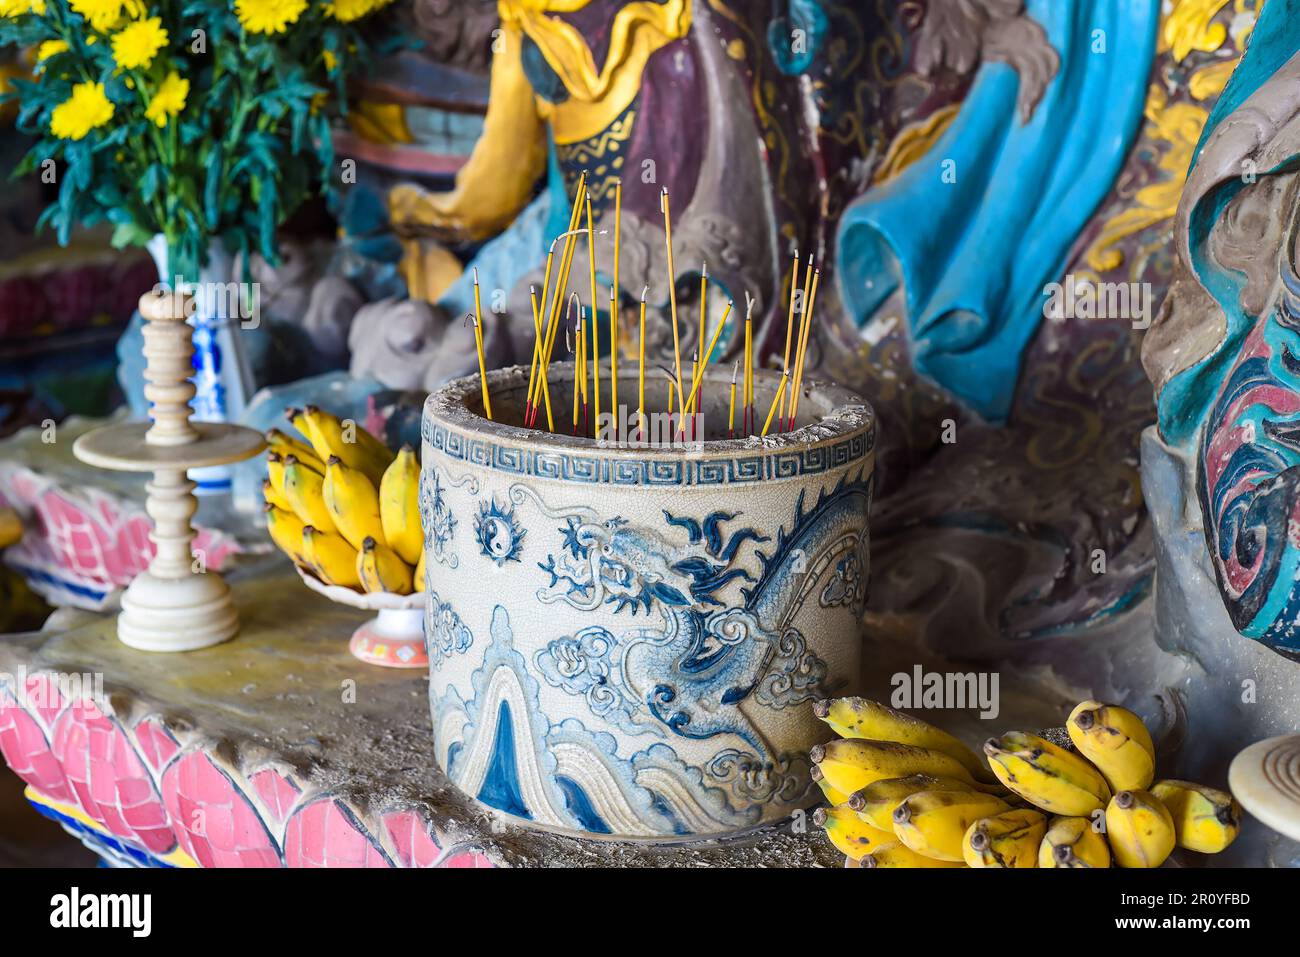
[{"left": 1143, "top": 0, "right": 1300, "bottom": 656}]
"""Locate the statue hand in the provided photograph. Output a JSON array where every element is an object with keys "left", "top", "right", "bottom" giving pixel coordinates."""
[{"left": 388, "top": 182, "right": 451, "bottom": 235}]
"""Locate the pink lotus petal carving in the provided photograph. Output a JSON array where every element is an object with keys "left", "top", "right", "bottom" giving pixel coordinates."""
[
  {"left": 382, "top": 809, "right": 443, "bottom": 868},
  {"left": 160, "top": 751, "right": 282, "bottom": 868},
  {"left": 439, "top": 848, "right": 495, "bottom": 868},
  {"left": 132, "top": 716, "right": 179, "bottom": 773},
  {"left": 285, "top": 798, "right": 393, "bottom": 868},
  {"left": 22, "top": 671, "right": 67, "bottom": 731},
  {"left": 0, "top": 685, "right": 71, "bottom": 801},
  {"left": 250, "top": 767, "right": 301, "bottom": 828},
  {"left": 51, "top": 700, "right": 174, "bottom": 854}
]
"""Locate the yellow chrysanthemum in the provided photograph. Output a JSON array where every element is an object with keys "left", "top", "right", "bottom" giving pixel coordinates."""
[
  {"left": 0, "top": 0, "right": 43, "bottom": 17},
  {"left": 144, "top": 70, "right": 187, "bottom": 127},
  {"left": 326, "top": 0, "right": 375, "bottom": 23},
  {"left": 112, "top": 16, "right": 167, "bottom": 70},
  {"left": 234, "top": 0, "right": 306, "bottom": 35},
  {"left": 49, "top": 81, "right": 114, "bottom": 140},
  {"left": 36, "top": 39, "right": 68, "bottom": 62},
  {"left": 68, "top": 0, "right": 133, "bottom": 31}
]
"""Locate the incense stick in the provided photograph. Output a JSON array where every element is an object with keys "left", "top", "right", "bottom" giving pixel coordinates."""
[
  {"left": 679, "top": 299, "right": 733, "bottom": 433},
  {"left": 779, "top": 250, "right": 800, "bottom": 421},
  {"left": 525, "top": 242, "right": 556, "bottom": 426},
  {"left": 532, "top": 174, "right": 588, "bottom": 425},
  {"left": 743, "top": 306, "right": 753, "bottom": 435},
  {"left": 788, "top": 266, "right": 820, "bottom": 431},
  {"left": 612, "top": 179, "right": 622, "bottom": 424},
  {"left": 471, "top": 269, "right": 492, "bottom": 420},
  {"left": 762, "top": 371, "right": 790, "bottom": 436}
]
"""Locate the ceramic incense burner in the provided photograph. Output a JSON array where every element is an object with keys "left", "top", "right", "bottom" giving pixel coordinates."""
[{"left": 420, "top": 364, "right": 874, "bottom": 840}]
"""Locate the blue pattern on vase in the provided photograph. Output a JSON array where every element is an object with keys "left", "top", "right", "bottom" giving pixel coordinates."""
[
  {"left": 424, "top": 458, "right": 871, "bottom": 836},
  {"left": 479, "top": 700, "right": 531, "bottom": 820},
  {"left": 474, "top": 497, "right": 526, "bottom": 566}
]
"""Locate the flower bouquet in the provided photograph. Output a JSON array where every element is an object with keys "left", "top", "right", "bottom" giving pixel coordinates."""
[{"left": 0, "top": 0, "right": 403, "bottom": 281}]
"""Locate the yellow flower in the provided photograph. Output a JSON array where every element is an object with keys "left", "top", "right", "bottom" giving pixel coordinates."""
[
  {"left": 322, "top": 49, "right": 337, "bottom": 71},
  {"left": 69, "top": 0, "right": 132, "bottom": 31},
  {"left": 0, "top": 0, "right": 42, "bottom": 16},
  {"left": 234, "top": 0, "right": 306, "bottom": 35},
  {"left": 145, "top": 70, "right": 187, "bottom": 127},
  {"left": 326, "top": 0, "right": 375, "bottom": 23},
  {"left": 36, "top": 39, "right": 67, "bottom": 62},
  {"left": 112, "top": 15, "right": 167, "bottom": 70},
  {"left": 49, "top": 81, "right": 114, "bottom": 140}
]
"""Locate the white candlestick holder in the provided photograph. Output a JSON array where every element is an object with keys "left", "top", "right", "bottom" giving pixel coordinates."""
[{"left": 73, "top": 290, "right": 265, "bottom": 652}]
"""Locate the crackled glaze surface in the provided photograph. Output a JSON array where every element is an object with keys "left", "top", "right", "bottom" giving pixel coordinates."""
[{"left": 421, "top": 365, "right": 874, "bottom": 839}]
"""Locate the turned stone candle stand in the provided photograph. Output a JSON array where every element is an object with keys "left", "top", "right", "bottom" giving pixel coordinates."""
[{"left": 72, "top": 291, "right": 264, "bottom": 652}]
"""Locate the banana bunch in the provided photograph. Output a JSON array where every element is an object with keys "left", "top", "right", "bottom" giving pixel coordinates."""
[
  {"left": 263, "top": 407, "right": 427, "bottom": 597},
  {"left": 811, "top": 696, "right": 1242, "bottom": 869}
]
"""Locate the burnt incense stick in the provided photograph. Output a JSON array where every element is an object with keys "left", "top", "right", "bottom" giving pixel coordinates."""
[
  {"left": 789, "top": 266, "right": 820, "bottom": 431},
  {"left": 694, "top": 262, "right": 707, "bottom": 418},
  {"left": 586, "top": 195, "right": 600, "bottom": 429},
  {"left": 609, "top": 283, "right": 619, "bottom": 421},
  {"left": 728, "top": 360, "right": 738, "bottom": 438},
  {"left": 661, "top": 188, "right": 686, "bottom": 430},
  {"left": 637, "top": 286, "right": 648, "bottom": 440}
]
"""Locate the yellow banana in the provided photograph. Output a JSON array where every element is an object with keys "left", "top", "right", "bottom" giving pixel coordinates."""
[
  {"left": 810, "top": 764, "right": 850, "bottom": 806},
  {"left": 262, "top": 478, "right": 292, "bottom": 513},
  {"left": 814, "top": 697, "right": 991, "bottom": 782},
  {"left": 810, "top": 739, "right": 995, "bottom": 797},
  {"left": 301, "top": 525, "right": 361, "bottom": 588},
  {"left": 1038, "top": 815, "right": 1111, "bottom": 868},
  {"left": 1150, "top": 780, "right": 1241, "bottom": 854},
  {"left": 356, "top": 536, "right": 414, "bottom": 595},
  {"left": 264, "top": 503, "right": 309, "bottom": 566},
  {"left": 963, "top": 807, "right": 1046, "bottom": 868},
  {"left": 0, "top": 506, "right": 22, "bottom": 549},
  {"left": 984, "top": 731, "right": 1111, "bottom": 816},
  {"left": 1068, "top": 700, "right": 1156, "bottom": 792},
  {"left": 891, "top": 789, "right": 1009, "bottom": 862},
  {"left": 265, "top": 427, "right": 324, "bottom": 471},
  {"left": 813, "top": 805, "right": 896, "bottom": 861},
  {"left": 1106, "top": 789, "right": 1176, "bottom": 868},
  {"left": 861, "top": 841, "right": 966, "bottom": 869},
  {"left": 379, "top": 445, "right": 423, "bottom": 564},
  {"left": 414, "top": 549, "right": 427, "bottom": 593},
  {"left": 323, "top": 455, "right": 386, "bottom": 550},
  {"left": 847, "top": 774, "right": 984, "bottom": 831},
  {"left": 282, "top": 454, "right": 337, "bottom": 535},
  {"left": 299, "top": 405, "right": 393, "bottom": 485},
  {"left": 266, "top": 451, "right": 288, "bottom": 497}
]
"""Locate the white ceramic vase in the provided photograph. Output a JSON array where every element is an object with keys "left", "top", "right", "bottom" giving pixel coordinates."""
[{"left": 420, "top": 363, "right": 875, "bottom": 841}]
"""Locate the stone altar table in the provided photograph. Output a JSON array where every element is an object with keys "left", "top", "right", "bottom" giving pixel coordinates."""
[{"left": 0, "top": 557, "right": 838, "bottom": 868}]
